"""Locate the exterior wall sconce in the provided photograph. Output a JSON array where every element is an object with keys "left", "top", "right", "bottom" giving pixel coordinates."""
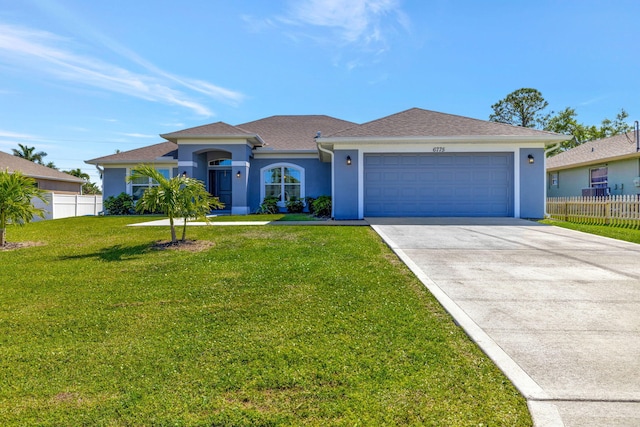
[
  {"left": 528, "top": 154, "right": 534, "bottom": 164},
  {"left": 346, "top": 155, "right": 352, "bottom": 165},
  {"left": 182, "top": 171, "right": 187, "bottom": 178},
  {"left": 236, "top": 170, "right": 241, "bottom": 178}
]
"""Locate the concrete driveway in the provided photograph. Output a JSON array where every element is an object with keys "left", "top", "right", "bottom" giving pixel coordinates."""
[{"left": 369, "top": 218, "right": 640, "bottom": 427}]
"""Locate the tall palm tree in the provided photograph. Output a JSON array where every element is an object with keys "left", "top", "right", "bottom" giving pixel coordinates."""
[
  {"left": 0, "top": 169, "right": 47, "bottom": 246},
  {"left": 12, "top": 144, "right": 48, "bottom": 165},
  {"left": 64, "top": 168, "right": 90, "bottom": 181},
  {"left": 128, "top": 165, "right": 224, "bottom": 243}
]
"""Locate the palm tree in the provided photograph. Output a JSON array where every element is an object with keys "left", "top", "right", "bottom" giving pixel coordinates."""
[
  {"left": 0, "top": 169, "right": 48, "bottom": 246},
  {"left": 64, "top": 168, "right": 90, "bottom": 181},
  {"left": 12, "top": 144, "right": 48, "bottom": 165},
  {"left": 128, "top": 165, "right": 224, "bottom": 243}
]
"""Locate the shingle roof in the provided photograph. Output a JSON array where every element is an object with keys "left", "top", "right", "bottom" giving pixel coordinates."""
[
  {"left": 328, "top": 107, "right": 565, "bottom": 138},
  {"left": 160, "top": 121, "right": 255, "bottom": 141},
  {"left": 239, "top": 115, "right": 357, "bottom": 150},
  {"left": 85, "top": 141, "right": 178, "bottom": 164},
  {"left": 0, "top": 150, "right": 85, "bottom": 183},
  {"left": 547, "top": 131, "right": 640, "bottom": 170}
]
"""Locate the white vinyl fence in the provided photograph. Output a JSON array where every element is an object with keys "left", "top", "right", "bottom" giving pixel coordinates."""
[{"left": 32, "top": 193, "right": 103, "bottom": 221}]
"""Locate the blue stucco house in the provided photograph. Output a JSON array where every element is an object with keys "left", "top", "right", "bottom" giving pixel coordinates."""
[{"left": 86, "top": 108, "right": 568, "bottom": 219}]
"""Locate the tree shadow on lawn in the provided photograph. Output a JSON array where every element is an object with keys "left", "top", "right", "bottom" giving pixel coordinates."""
[
  {"left": 60, "top": 243, "right": 152, "bottom": 262},
  {"left": 60, "top": 240, "right": 214, "bottom": 262}
]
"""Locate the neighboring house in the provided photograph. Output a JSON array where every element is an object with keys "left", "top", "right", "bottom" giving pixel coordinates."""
[
  {"left": 86, "top": 108, "right": 568, "bottom": 219},
  {"left": 546, "top": 131, "right": 640, "bottom": 197},
  {"left": 0, "top": 150, "right": 84, "bottom": 193}
]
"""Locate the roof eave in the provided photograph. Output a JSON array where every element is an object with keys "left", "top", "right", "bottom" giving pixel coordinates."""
[
  {"left": 18, "top": 172, "right": 85, "bottom": 184},
  {"left": 85, "top": 158, "right": 178, "bottom": 166},
  {"left": 317, "top": 134, "right": 571, "bottom": 147},
  {"left": 547, "top": 152, "right": 640, "bottom": 171},
  {"left": 160, "top": 133, "right": 265, "bottom": 146}
]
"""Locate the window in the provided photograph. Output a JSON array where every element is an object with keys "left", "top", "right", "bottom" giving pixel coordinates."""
[
  {"left": 590, "top": 167, "right": 608, "bottom": 188},
  {"left": 209, "top": 159, "right": 231, "bottom": 167},
  {"left": 130, "top": 168, "right": 170, "bottom": 201},
  {"left": 550, "top": 172, "right": 558, "bottom": 187},
  {"left": 261, "top": 164, "right": 304, "bottom": 204}
]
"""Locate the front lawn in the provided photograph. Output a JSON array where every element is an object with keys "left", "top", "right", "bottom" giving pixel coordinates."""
[
  {"left": 539, "top": 219, "right": 640, "bottom": 244},
  {"left": 0, "top": 217, "right": 531, "bottom": 426}
]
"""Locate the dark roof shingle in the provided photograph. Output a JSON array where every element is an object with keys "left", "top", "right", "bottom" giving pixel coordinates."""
[
  {"left": 328, "top": 108, "right": 564, "bottom": 138},
  {"left": 239, "top": 115, "right": 357, "bottom": 150}
]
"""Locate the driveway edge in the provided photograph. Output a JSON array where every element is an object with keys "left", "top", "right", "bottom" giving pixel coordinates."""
[{"left": 370, "top": 225, "right": 564, "bottom": 427}]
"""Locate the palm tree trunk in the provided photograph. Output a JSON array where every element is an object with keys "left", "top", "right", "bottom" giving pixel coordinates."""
[
  {"left": 181, "top": 216, "right": 187, "bottom": 242},
  {"left": 169, "top": 217, "right": 177, "bottom": 243}
]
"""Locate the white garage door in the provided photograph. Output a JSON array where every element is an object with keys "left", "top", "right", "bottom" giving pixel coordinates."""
[{"left": 364, "top": 153, "right": 514, "bottom": 217}]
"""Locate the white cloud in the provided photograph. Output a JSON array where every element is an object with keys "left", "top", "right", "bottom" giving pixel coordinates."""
[
  {"left": 0, "top": 130, "right": 35, "bottom": 139},
  {"left": 119, "top": 133, "right": 155, "bottom": 138},
  {"left": 283, "top": 0, "right": 409, "bottom": 48},
  {"left": 0, "top": 23, "right": 245, "bottom": 116}
]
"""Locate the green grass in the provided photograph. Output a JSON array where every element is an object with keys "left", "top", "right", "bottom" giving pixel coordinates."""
[
  {"left": 0, "top": 217, "right": 531, "bottom": 426},
  {"left": 206, "top": 214, "right": 320, "bottom": 222},
  {"left": 539, "top": 219, "right": 640, "bottom": 244}
]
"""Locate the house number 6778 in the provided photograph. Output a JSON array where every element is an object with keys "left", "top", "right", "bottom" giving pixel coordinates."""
[{"left": 433, "top": 147, "right": 445, "bottom": 152}]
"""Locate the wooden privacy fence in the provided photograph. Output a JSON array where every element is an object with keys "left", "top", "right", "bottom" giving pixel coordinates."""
[{"left": 547, "top": 195, "right": 640, "bottom": 228}]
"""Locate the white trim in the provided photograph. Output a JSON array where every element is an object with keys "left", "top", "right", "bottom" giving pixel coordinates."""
[
  {"left": 514, "top": 152, "right": 521, "bottom": 218},
  {"left": 358, "top": 150, "right": 520, "bottom": 219},
  {"left": 178, "top": 160, "right": 197, "bottom": 168},
  {"left": 231, "top": 160, "right": 250, "bottom": 168},
  {"left": 318, "top": 134, "right": 568, "bottom": 146},
  {"left": 259, "top": 162, "right": 306, "bottom": 207},
  {"left": 253, "top": 152, "right": 318, "bottom": 159}
]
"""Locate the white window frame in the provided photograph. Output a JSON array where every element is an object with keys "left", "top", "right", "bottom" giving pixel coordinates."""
[
  {"left": 590, "top": 167, "right": 608, "bottom": 188},
  {"left": 260, "top": 163, "right": 305, "bottom": 206},
  {"left": 128, "top": 167, "right": 171, "bottom": 200},
  {"left": 551, "top": 172, "right": 558, "bottom": 187}
]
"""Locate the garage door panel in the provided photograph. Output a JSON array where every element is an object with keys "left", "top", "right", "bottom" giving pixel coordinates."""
[{"left": 364, "top": 153, "right": 513, "bottom": 217}]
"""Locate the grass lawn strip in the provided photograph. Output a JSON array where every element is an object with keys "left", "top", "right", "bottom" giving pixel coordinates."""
[{"left": 0, "top": 216, "right": 531, "bottom": 426}]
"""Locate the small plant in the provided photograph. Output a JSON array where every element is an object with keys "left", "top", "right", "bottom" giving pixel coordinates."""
[
  {"left": 312, "top": 195, "right": 331, "bottom": 217},
  {"left": 304, "top": 196, "right": 316, "bottom": 214},
  {"left": 103, "top": 192, "right": 134, "bottom": 215},
  {"left": 258, "top": 196, "right": 279, "bottom": 214},
  {"left": 285, "top": 196, "right": 304, "bottom": 213}
]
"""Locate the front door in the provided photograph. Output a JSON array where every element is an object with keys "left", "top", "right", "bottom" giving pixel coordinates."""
[{"left": 209, "top": 169, "right": 232, "bottom": 207}]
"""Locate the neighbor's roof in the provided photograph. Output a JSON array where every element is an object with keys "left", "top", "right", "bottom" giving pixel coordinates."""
[
  {"left": 327, "top": 108, "right": 568, "bottom": 140},
  {"left": 85, "top": 141, "right": 178, "bottom": 164},
  {"left": 547, "top": 131, "right": 640, "bottom": 171},
  {"left": 0, "top": 150, "right": 85, "bottom": 183}
]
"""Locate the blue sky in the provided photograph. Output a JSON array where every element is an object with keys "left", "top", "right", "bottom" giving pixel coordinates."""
[{"left": 1, "top": 0, "right": 639, "bottom": 184}]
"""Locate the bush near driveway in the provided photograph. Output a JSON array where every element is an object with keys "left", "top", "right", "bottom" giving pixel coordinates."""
[{"left": 0, "top": 217, "right": 532, "bottom": 426}]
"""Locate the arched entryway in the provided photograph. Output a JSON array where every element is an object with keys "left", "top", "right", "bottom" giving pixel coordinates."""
[{"left": 208, "top": 158, "right": 232, "bottom": 207}]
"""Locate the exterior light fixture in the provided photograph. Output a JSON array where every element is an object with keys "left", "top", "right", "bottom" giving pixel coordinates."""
[
  {"left": 182, "top": 171, "right": 187, "bottom": 178},
  {"left": 236, "top": 170, "right": 241, "bottom": 178},
  {"left": 528, "top": 154, "right": 534, "bottom": 164},
  {"left": 346, "top": 155, "right": 352, "bottom": 165}
]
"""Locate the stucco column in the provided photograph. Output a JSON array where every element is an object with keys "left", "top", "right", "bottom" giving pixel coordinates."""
[{"left": 231, "top": 161, "right": 250, "bottom": 215}]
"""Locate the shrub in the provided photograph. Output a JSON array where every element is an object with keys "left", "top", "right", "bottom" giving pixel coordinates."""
[
  {"left": 103, "top": 192, "right": 134, "bottom": 215},
  {"left": 285, "top": 197, "right": 304, "bottom": 213},
  {"left": 258, "top": 196, "right": 279, "bottom": 214},
  {"left": 304, "top": 197, "right": 316, "bottom": 214},
  {"left": 312, "top": 195, "right": 331, "bottom": 217}
]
